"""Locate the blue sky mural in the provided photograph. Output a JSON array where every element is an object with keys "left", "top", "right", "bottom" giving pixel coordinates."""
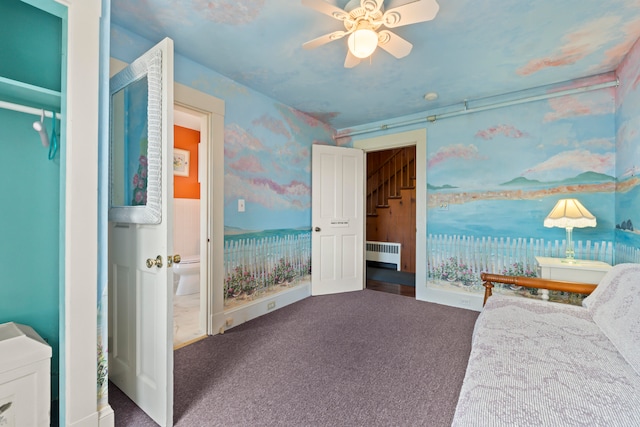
[
  {"left": 428, "top": 90, "right": 615, "bottom": 190},
  {"left": 425, "top": 86, "right": 617, "bottom": 240},
  {"left": 110, "top": 0, "right": 640, "bottom": 129},
  {"left": 616, "top": 36, "right": 640, "bottom": 249},
  {"left": 223, "top": 104, "right": 334, "bottom": 231}
]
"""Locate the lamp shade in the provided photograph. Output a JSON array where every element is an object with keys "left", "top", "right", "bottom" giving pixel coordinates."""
[
  {"left": 544, "top": 198, "right": 596, "bottom": 229},
  {"left": 347, "top": 28, "right": 378, "bottom": 59}
]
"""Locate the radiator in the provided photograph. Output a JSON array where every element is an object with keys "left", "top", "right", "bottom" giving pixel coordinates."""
[{"left": 366, "top": 241, "right": 401, "bottom": 271}]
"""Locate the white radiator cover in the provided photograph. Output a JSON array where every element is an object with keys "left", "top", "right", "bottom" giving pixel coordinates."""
[{"left": 366, "top": 241, "right": 401, "bottom": 271}]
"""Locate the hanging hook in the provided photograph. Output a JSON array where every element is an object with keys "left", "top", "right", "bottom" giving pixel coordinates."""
[
  {"left": 48, "top": 112, "right": 59, "bottom": 160},
  {"left": 32, "top": 109, "right": 50, "bottom": 148}
]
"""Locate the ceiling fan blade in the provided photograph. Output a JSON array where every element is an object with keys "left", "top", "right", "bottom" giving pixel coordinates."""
[
  {"left": 303, "top": 31, "right": 348, "bottom": 50},
  {"left": 382, "top": 0, "right": 440, "bottom": 28},
  {"left": 344, "top": 50, "right": 362, "bottom": 68},
  {"left": 360, "top": 0, "right": 384, "bottom": 14},
  {"left": 377, "top": 30, "right": 413, "bottom": 58},
  {"left": 301, "top": 0, "right": 351, "bottom": 21}
]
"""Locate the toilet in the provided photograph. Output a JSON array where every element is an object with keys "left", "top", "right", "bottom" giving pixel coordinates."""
[{"left": 173, "top": 255, "right": 200, "bottom": 296}]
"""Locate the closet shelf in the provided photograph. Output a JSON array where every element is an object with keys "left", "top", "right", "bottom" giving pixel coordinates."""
[{"left": 0, "top": 76, "right": 61, "bottom": 110}]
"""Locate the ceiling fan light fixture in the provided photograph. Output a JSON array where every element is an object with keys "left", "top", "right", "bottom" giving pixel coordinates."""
[{"left": 347, "top": 28, "right": 378, "bottom": 59}]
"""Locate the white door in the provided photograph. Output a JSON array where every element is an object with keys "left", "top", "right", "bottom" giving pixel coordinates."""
[
  {"left": 311, "top": 145, "right": 365, "bottom": 295},
  {"left": 108, "top": 38, "right": 175, "bottom": 426}
]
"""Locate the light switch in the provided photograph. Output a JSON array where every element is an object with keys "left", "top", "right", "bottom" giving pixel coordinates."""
[{"left": 238, "top": 199, "right": 245, "bottom": 212}]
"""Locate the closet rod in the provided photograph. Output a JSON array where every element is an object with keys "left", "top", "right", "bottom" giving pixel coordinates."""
[{"left": 0, "top": 100, "right": 61, "bottom": 119}]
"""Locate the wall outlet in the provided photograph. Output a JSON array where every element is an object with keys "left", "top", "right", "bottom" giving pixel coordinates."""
[
  {"left": 238, "top": 199, "right": 245, "bottom": 212},
  {"left": 267, "top": 301, "right": 276, "bottom": 310}
]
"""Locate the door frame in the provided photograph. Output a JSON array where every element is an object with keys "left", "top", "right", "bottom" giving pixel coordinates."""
[
  {"left": 110, "top": 59, "right": 225, "bottom": 336},
  {"left": 354, "top": 128, "right": 427, "bottom": 300},
  {"left": 173, "top": 84, "right": 225, "bottom": 335}
]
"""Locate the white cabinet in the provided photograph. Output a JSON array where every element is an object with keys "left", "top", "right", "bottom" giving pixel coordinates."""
[
  {"left": 535, "top": 256, "right": 612, "bottom": 284},
  {"left": 0, "top": 322, "right": 52, "bottom": 427}
]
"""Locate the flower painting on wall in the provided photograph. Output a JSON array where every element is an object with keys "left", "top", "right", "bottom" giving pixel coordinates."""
[{"left": 131, "top": 138, "right": 148, "bottom": 206}]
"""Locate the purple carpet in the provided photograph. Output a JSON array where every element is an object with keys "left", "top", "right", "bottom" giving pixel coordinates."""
[{"left": 109, "top": 289, "right": 479, "bottom": 426}]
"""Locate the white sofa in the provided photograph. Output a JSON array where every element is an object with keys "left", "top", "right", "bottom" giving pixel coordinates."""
[{"left": 452, "top": 263, "right": 640, "bottom": 426}]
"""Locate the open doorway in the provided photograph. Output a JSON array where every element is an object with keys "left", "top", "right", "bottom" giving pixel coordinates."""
[
  {"left": 354, "top": 128, "right": 427, "bottom": 300},
  {"left": 365, "top": 146, "right": 416, "bottom": 297},
  {"left": 173, "top": 106, "right": 207, "bottom": 348}
]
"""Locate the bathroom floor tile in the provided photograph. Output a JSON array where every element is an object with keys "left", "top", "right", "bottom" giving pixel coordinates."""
[{"left": 173, "top": 293, "right": 203, "bottom": 348}]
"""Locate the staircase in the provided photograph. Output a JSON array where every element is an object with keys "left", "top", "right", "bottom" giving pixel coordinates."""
[{"left": 366, "top": 146, "right": 416, "bottom": 216}]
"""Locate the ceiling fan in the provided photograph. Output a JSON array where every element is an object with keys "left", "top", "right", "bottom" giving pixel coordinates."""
[{"left": 302, "top": 0, "right": 440, "bottom": 68}]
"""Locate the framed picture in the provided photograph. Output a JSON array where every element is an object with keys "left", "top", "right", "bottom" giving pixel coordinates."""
[{"left": 173, "top": 148, "right": 190, "bottom": 177}]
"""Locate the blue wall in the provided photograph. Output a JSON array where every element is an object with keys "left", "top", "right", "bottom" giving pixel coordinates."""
[
  {"left": 615, "top": 36, "right": 640, "bottom": 260},
  {"left": 110, "top": 21, "right": 638, "bottom": 301},
  {"left": 0, "top": 109, "right": 60, "bottom": 387},
  {"left": 0, "top": 0, "right": 63, "bottom": 402},
  {"left": 110, "top": 25, "right": 336, "bottom": 237}
]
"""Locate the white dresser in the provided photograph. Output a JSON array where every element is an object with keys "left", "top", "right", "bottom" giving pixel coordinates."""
[
  {"left": 0, "top": 322, "right": 51, "bottom": 427},
  {"left": 535, "top": 256, "right": 612, "bottom": 284}
]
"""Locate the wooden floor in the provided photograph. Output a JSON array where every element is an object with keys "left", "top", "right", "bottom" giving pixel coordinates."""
[{"left": 366, "top": 279, "right": 416, "bottom": 297}]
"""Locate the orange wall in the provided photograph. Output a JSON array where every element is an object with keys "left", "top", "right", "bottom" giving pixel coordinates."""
[{"left": 174, "top": 125, "right": 200, "bottom": 199}]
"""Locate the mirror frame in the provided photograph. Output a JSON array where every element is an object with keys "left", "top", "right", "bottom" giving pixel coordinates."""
[{"left": 108, "top": 48, "right": 163, "bottom": 224}]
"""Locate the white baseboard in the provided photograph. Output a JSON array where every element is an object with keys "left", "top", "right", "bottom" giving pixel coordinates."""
[
  {"left": 97, "top": 405, "right": 114, "bottom": 427},
  {"left": 419, "top": 286, "right": 484, "bottom": 312},
  {"left": 215, "top": 282, "right": 311, "bottom": 333},
  {"left": 67, "top": 411, "right": 99, "bottom": 427}
]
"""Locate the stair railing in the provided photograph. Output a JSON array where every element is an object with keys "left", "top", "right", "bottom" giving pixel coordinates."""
[{"left": 366, "top": 147, "right": 416, "bottom": 216}]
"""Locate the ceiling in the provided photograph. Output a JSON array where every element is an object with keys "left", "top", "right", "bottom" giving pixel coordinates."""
[{"left": 111, "top": 0, "right": 640, "bottom": 130}]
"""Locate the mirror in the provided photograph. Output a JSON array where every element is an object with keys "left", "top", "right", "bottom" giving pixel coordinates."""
[{"left": 109, "top": 49, "right": 163, "bottom": 223}]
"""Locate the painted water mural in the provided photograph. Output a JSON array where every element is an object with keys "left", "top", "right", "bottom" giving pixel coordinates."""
[
  {"left": 615, "top": 36, "right": 640, "bottom": 261},
  {"left": 424, "top": 86, "right": 621, "bottom": 294}
]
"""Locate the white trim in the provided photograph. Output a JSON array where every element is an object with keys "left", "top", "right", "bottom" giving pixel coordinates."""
[
  {"left": 219, "top": 283, "right": 311, "bottom": 332},
  {"left": 354, "top": 129, "right": 427, "bottom": 300},
  {"left": 97, "top": 405, "right": 115, "bottom": 427},
  {"left": 110, "top": 60, "right": 226, "bottom": 337},
  {"left": 173, "top": 83, "right": 225, "bottom": 336},
  {"left": 60, "top": 0, "right": 102, "bottom": 425}
]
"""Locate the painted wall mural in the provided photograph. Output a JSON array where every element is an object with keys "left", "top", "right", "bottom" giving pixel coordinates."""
[
  {"left": 111, "top": 24, "right": 336, "bottom": 310},
  {"left": 424, "top": 87, "right": 618, "bottom": 296},
  {"left": 615, "top": 36, "right": 640, "bottom": 262},
  {"left": 222, "top": 104, "right": 333, "bottom": 307}
]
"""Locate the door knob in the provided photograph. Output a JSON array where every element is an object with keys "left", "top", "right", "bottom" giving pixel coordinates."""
[
  {"left": 315, "top": 227, "right": 321, "bottom": 232},
  {"left": 146, "top": 255, "right": 163, "bottom": 269},
  {"left": 167, "top": 254, "right": 181, "bottom": 267}
]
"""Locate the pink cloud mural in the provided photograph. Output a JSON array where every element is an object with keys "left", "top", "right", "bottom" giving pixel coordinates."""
[
  {"left": 517, "top": 16, "right": 622, "bottom": 76},
  {"left": 229, "top": 155, "right": 265, "bottom": 173},
  {"left": 274, "top": 140, "right": 309, "bottom": 165},
  {"left": 284, "top": 106, "right": 335, "bottom": 136},
  {"left": 617, "top": 32, "right": 640, "bottom": 106},
  {"left": 544, "top": 94, "right": 614, "bottom": 122},
  {"left": 582, "top": 137, "right": 615, "bottom": 150},
  {"left": 251, "top": 178, "right": 310, "bottom": 196},
  {"left": 476, "top": 124, "right": 527, "bottom": 140},
  {"left": 598, "top": 16, "right": 640, "bottom": 72},
  {"left": 225, "top": 173, "right": 311, "bottom": 210},
  {"left": 192, "top": 0, "right": 265, "bottom": 25},
  {"left": 224, "top": 123, "right": 266, "bottom": 158},
  {"left": 617, "top": 119, "right": 640, "bottom": 149},
  {"left": 252, "top": 114, "right": 291, "bottom": 138},
  {"left": 523, "top": 149, "right": 614, "bottom": 176},
  {"left": 427, "top": 144, "right": 484, "bottom": 168}
]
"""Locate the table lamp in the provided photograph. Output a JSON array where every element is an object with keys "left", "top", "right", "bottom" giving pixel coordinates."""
[{"left": 544, "top": 198, "right": 596, "bottom": 262}]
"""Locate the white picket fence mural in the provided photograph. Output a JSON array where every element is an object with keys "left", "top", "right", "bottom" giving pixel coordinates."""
[
  {"left": 427, "top": 234, "right": 615, "bottom": 291},
  {"left": 616, "top": 242, "right": 640, "bottom": 264},
  {"left": 224, "top": 233, "right": 311, "bottom": 305}
]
